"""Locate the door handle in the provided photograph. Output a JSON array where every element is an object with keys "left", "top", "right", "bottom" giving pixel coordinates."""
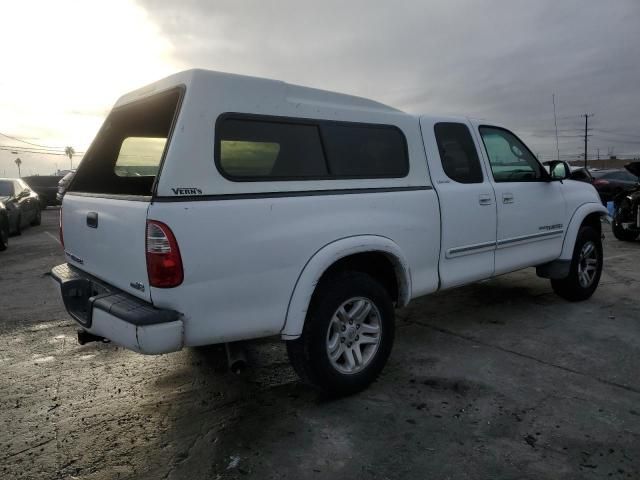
[
  {"left": 502, "top": 193, "right": 514, "bottom": 204},
  {"left": 478, "top": 194, "right": 493, "bottom": 206},
  {"left": 86, "top": 212, "right": 98, "bottom": 228}
]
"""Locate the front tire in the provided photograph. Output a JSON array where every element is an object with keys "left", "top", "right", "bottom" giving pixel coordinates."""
[
  {"left": 551, "top": 226, "right": 603, "bottom": 301},
  {"left": 14, "top": 215, "right": 22, "bottom": 235},
  {"left": 286, "top": 271, "right": 395, "bottom": 396}
]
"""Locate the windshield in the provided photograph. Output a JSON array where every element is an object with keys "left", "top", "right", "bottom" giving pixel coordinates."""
[{"left": 0, "top": 180, "right": 15, "bottom": 197}]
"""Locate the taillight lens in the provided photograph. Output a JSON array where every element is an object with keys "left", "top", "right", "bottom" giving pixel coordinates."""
[
  {"left": 593, "top": 179, "right": 609, "bottom": 187},
  {"left": 59, "top": 207, "right": 64, "bottom": 248},
  {"left": 146, "top": 220, "right": 183, "bottom": 288}
]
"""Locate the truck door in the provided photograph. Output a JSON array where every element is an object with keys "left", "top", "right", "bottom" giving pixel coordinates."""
[
  {"left": 420, "top": 118, "right": 497, "bottom": 288},
  {"left": 473, "top": 124, "right": 567, "bottom": 275}
]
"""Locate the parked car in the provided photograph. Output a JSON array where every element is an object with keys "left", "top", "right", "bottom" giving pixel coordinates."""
[
  {"left": 591, "top": 168, "right": 639, "bottom": 204},
  {"left": 0, "top": 201, "right": 9, "bottom": 250},
  {"left": 51, "top": 70, "right": 607, "bottom": 396},
  {"left": 56, "top": 171, "right": 75, "bottom": 203},
  {"left": 0, "top": 178, "right": 42, "bottom": 234},
  {"left": 23, "top": 175, "right": 62, "bottom": 208},
  {"left": 611, "top": 162, "right": 640, "bottom": 241}
]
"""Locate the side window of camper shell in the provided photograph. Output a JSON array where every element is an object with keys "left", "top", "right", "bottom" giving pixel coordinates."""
[{"left": 215, "top": 114, "right": 409, "bottom": 180}]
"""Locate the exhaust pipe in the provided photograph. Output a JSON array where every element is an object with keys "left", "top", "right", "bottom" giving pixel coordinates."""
[
  {"left": 225, "top": 342, "right": 247, "bottom": 374},
  {"left": 77, "top": 329, "right": 108, "bottom": 345}
]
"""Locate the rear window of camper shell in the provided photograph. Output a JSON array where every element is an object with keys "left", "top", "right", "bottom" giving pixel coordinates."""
[{"left": 69, "top": 87, "right": 183, "bottom": 196}]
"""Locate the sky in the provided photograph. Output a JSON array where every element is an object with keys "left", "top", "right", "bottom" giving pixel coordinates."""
[{"left": 1, "top": 0, "right": 639, "bottom": 176}]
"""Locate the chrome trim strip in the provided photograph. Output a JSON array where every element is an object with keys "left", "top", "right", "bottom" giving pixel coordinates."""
[
  {"left": 497, "top": 229, "right": 564, "bottom": 247},
  {"left": 446, "top": 228, "right": 565, "bottom": 258},
  {"left": 447, "top": 240, "right": 497, "bottom": 257}
]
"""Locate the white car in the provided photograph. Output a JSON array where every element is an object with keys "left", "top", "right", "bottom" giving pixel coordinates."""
[{"left": 52, "top": 70, "right": 607, "bottom": 395}]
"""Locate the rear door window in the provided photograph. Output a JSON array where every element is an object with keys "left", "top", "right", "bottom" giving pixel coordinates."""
[
  {"left": 434, "top": 122, "right": 483, "bottom": 183},
  {"left": 70, "top": 88, "right": 183, "bottom": 196}
]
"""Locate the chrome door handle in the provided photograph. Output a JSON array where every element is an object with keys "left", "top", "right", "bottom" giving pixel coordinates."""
[
  {"left": 479, "top": 194, "right": 493, "bottom": 206},
  {"left": 502, "top": 193, "right": 514, "bottom": 204}
]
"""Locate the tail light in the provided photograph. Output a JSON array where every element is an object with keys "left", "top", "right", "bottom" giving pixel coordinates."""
[
  {"left": 146, "top": 220, "right": 183, "bottom": 288},
  {"left": 593, "top": 179, "right": 609, "bottom": 187},
  {"left": 59, "top": 207, "right": 64, "bottom": 248}
]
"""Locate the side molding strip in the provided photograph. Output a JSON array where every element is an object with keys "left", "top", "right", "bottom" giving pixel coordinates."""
[{"left": 153, "top": 185, "right": 432, "bottom": 202}]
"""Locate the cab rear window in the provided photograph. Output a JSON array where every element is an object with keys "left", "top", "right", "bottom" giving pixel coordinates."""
[{"left": 70, "top": 88, "right": 182, "bottom": 196}]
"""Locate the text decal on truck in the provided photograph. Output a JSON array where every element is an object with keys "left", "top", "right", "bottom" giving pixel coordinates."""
[{"left": 171, "top": 187, "right": 203, "bottom": 195}]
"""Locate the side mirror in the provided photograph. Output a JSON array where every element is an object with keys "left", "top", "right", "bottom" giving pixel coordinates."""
[
  {"left": 548, "top": 161, "right": 570, "bottom": 181},
  {"left": 18, "top": 189, "right": 30, "bottom": 198}
]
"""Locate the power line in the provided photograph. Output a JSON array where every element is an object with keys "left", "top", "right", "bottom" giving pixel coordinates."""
[
  {"left": 0, "top": 146, "right": 85, "bottom": 156},
  {"left": 0, "top": 131, "right": 66, "bottom": 150}
]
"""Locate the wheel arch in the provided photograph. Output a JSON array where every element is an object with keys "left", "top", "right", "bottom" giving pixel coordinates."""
[
  {"left": 559, "top": 203, "right": 607, "bottom": 260},
  {"left": 281, "top": 235, "right": 411, "bottom": 340}
]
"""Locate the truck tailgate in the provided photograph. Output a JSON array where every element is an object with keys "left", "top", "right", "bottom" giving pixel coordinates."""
[{"left": 62, "top": 194, "right": 151, "bottom": 302}]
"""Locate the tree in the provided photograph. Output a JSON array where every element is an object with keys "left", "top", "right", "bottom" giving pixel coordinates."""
[
  {"left": 14, "top": 157, "right": 22, "bottom": 177},
  {"left": 65, "top": 146, "right": 75, "bottom": 170}
]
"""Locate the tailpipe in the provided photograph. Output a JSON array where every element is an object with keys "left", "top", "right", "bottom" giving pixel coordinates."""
[
  {"left": 225, "top": 342, "right": 247, "bottom": 374},
  {"left": 77, "top": 329, "right": 108, "bottom": 345}
]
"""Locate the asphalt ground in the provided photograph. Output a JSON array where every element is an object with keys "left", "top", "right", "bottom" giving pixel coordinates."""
[{"left": 1, "top": 207, "right": 638, "bottom": 479}]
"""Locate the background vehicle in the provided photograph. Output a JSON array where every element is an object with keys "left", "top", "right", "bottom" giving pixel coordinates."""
[
  {"left": 52, "top": 70, "right": 607, "bottom": 396},
  {"left": 591, "top": 168, "right": 639, "bottom": 204},
  {"left": 611, "top": 162, "right": 640, "bottom": 241},
  {"left": 0, "top": 201, "right": 9, "bottom": 250},
  {"left": 0, "top": 178, "right": 42, "bottom": 235},
  {"left": 23, "top": 175, "right": 62, "bottom": 208},
  {"left": 56, "top": 171, "right": 75, "bottom": 203}
]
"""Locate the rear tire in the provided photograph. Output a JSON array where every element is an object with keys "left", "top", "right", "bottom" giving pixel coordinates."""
[
  {"left": 0, "top": 218, "right": 9, "bottom": 251},
  {"left": 31, "top": 208, "right": 41, "bottom": 226},
  {"left": 612, "top": 220, "right": 639, "bottom": 242},
  {"left": 551, "top": 226, "right": 602, "bottom": 301},
  {"left": 286, "top": 271, "right": 395, "bottom": 397}
]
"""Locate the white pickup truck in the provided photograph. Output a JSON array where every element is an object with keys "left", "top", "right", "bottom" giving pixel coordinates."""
[{"left": 52, "top": 70, "right": 607, "bottom": 395}]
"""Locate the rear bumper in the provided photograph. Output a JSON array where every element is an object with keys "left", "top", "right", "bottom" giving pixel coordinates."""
[{"left": 51, "top": 263, "right": 183, "bottom": 354}]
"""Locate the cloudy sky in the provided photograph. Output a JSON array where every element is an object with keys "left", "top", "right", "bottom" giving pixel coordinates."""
[{"left": 1, "top": 0, "right": 639, "bottom": 176}]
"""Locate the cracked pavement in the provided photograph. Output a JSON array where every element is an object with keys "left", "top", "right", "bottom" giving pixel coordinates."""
[{"left": 1, "top": 208, "right": 639, "bottom": 479}]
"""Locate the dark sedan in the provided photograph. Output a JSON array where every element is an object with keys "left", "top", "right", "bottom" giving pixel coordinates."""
[
  {"left": 0, "top": 178, "right": 42, "bottom": 235},
  {"left": 23, "top": 175, "right": 62, "bottom": 208},
  {"left": 592, "top": 169, "right": 640, "bottom": 204},
  {"left": 0, "top": 201, "right": 9, "bottom": 250}
]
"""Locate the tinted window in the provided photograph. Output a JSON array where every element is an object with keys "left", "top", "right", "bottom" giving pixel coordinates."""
[
  {"left": 70, "top": 88, "right": 182, "bottom": 196},
  {"left": 216, "top": 115, "right": 409, "bottom": 180},
  {"left": 114, "top": 137, "right": 167, "bottom": 177},
  {"left": 479, "top": 126, "right": 544, "bottom": 182},
  {"left": 434, "top": 123, "right": 483, "bottom": 183},
  {"left": 0, "top": 180, "right": 14, "bottom": 196},
  {"left": 218, "top": 118, "right": 326, "bottom": 179},
  {"left": 322, "top": 124, "right": 408, "bottom": 177}
]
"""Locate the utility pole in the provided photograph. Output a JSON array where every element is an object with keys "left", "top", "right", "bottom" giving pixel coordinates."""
[
  {"left": 583, "top": 113, "right": 593, "bottom": 168},
  {"left": 552, "top": 94, "right": 560, "bottom": 161}
]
